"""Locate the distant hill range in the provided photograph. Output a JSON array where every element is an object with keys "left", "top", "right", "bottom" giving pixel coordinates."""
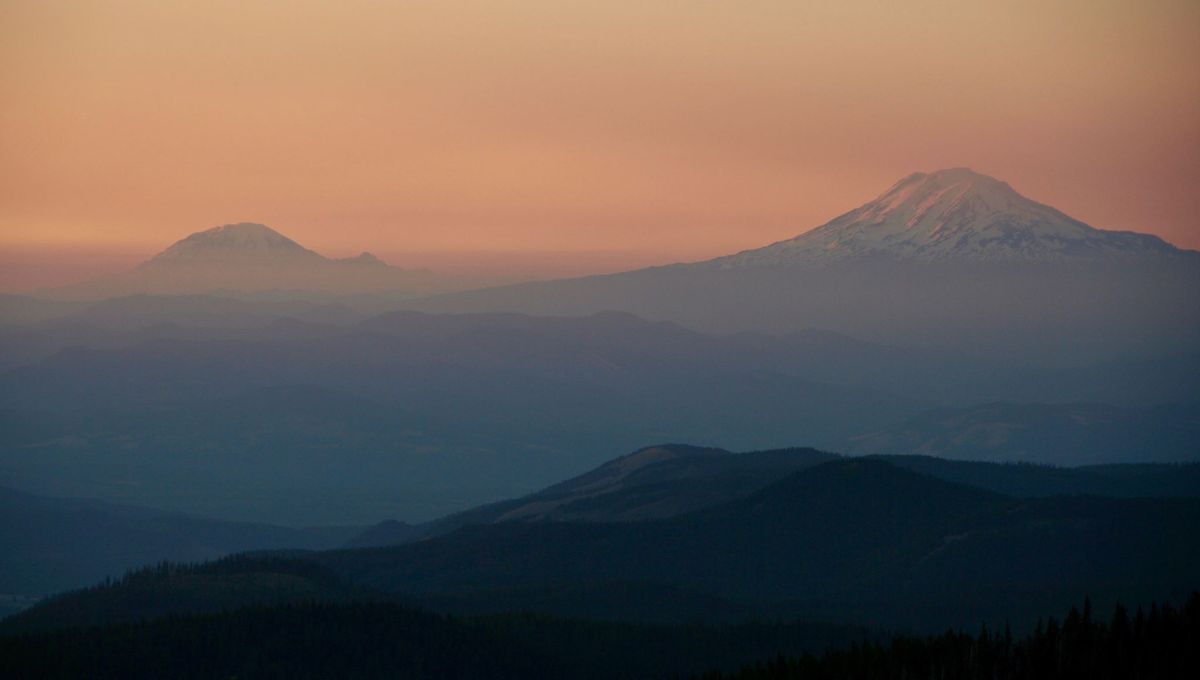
[
  {"left": 0, "top": 486, "right": 358, "bottom": 605},
  {"left": 843, "top": 402, "right": 1200, "bottom": 465},
  {"left": 405, "top": 168, "right": 1200, "bottom": 360},
  {"left": 1, "top": 303, "right": 1196, "bottom": 526},
  {"left": 46, "top": 223, "right": 456, "bottom": 299}
]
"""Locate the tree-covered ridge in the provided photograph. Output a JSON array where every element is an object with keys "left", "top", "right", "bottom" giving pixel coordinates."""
[
  {"left": 0, "top": 556, "right": 374, "bottom": 633},
  {"left": 701, "top": 593, "right": 1200, "bottom": 680},
  {"left": 0, "top": 601, "right": 869, "bottom": 680},
  {"left": 1, "top": 602, "right": 544, "bottom": 680},
  {"left": 1, "top": 593, "right": 1195, "bottom": 679}
]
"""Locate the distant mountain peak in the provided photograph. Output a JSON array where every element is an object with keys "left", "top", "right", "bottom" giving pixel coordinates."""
[
  {"left": 710, "top": 168, "right": 1182, "bottom": 266},
  {"left": 40, "top": 222, "right": 454, "bottom": 298},
  {"left": 337, "top": 252, "right": 387, "bottom": 267},
  {"left": 146, "top": 222, "right": 321, "bottom": 266}
]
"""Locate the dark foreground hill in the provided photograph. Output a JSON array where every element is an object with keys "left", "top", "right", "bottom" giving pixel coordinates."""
[
  {"left": 701, "top": 593, "right": 1200, "bottom": 680},
  {"left": 319, "top": 459, "right": 1200, "bottom": 630},
  {"left": 8, "top": 442, "right": 1193, "bottom": 615},
  {"left": 0, "top": 557, "right": 373, "bottom": 633},
  {"left": 17, "top": 457, "right": 1189, "bottom": 633},
  {"left": 3, "top": 581, "right": 1194, "bottom": 679},
  {"left": 1, "top": 559, "right": 872, "bottom": 680},
  {"left": 0, "top": 601, "right": 876, "bottom": 680}
]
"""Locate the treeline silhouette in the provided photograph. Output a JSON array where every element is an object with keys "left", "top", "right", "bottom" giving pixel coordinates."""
[
  {"left": 0, "top": 556, "right": 373, "bottom": 633},
  {"left": 0, "top": 600, "right": 867, "bottom": 680},
  {"left": 700, "top": 593, "right": 1200, "bottom": 680},
  {"left": 2, "top": 589, "right": 1197, "bottom": 678}
]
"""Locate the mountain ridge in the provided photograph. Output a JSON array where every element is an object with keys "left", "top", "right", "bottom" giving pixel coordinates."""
[
  {"left": 8, "top": 453, "right": 1200, "bottom": 633},
  {"left": 311, "top": 457, "right": 1200, "bottom": 629},
  {"left": 343, "top": 443, "right": 1200, "bottom": 550}
]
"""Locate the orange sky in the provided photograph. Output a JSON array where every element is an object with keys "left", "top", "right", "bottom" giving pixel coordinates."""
[{"left": 2, "top": 1, "right": 1198, "bottom": 290}]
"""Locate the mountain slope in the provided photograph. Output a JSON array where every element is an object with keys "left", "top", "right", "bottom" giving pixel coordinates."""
[
  {"left": 349, "top": 444, "right": 1200, "bottom": 549},
  {"left": 348, "top": 445, "right": 839, "bottom": 546},
  {"left": 147, "top": 223, "right": 325, "bottom": 265},
  {"left": 315, "top": 459, "right": 1200, "bottom": 629},
  {"left": 317, "top": 460, "right": 1004, "bottom": 599},
  {"left": 8, "top": 457, "right": 1199, "bottom": 633}
]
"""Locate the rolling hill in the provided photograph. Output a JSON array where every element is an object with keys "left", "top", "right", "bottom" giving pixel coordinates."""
[
  {"left": 11, "top": 457, "right": 1197, "bottom": 634},
  {"left": 318, "top": 458, "right": 1200, "bottom": 629},
  {"left": 0, "top": 487, "right": 358, "bottom": 604}
]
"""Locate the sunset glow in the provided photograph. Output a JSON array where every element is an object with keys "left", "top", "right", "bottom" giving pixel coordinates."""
[{"left": 2, "top": 0, "right": 1198, "bottom": 290}]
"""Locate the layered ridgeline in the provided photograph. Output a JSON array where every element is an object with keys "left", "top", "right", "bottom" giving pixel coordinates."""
[
  {"left": 4, "top": 443, "right": 1196, "bottom": 606},
  {"left": 1, "top": 305, "right": 1196, "bottom": 528},
  {"left": 7, "top": 454, "right": 1198, "bottom": 635},
  {"left": 47, "top": 223, "right": 452, "bottom": 299},
  {"left": 409, "top": 168, "right": 1200, "bottom": 360},
  {"left": 843, "top": 402, "right": 1200, "bottom": 464},
  {"left": 321, "top": 454, "right": 1199, "bottom": 631},
  {"left": 0, "top": 487, "right": 358, "bottom": 609}
]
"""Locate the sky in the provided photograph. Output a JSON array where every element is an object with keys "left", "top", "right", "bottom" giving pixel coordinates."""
[{"left": 2, "top": 0, "right": 1198, "bottom": 290}]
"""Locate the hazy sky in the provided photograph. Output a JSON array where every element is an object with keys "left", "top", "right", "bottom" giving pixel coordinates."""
[{"left": 2, "top": 0, "right": 1198, "bottom": 289}]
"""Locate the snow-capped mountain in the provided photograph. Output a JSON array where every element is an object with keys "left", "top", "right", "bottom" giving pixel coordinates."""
[
  {"left": 51, "top": 223, "right": 447, "bottom": 299},
  {"left": 145, "top": 223, "right": 326, "bottom": 265},
  {"left": 710, "top": 168, "right": 1182, "bottom": 267},
  {"left": 401, "top": 168, "right": 1198, "bottom": 359},
  {"left": 143, "top": 223, "right": 389, "bottom": 269}
]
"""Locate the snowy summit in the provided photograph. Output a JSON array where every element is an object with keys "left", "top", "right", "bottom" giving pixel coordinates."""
[
  {"left": 711, "top": 168, "right": 1181, "bottom": 266},
  {"left": 146, "top": 223, "right": 324, "bottom": 266}
]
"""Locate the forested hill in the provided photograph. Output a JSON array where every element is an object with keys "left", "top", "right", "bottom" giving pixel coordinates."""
[
  {"left": 700, "top": 593, "right": 1200, "bottom": 680},
  {"left": 2, "top": 592, "right": 1195, "bottom": 679}
]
